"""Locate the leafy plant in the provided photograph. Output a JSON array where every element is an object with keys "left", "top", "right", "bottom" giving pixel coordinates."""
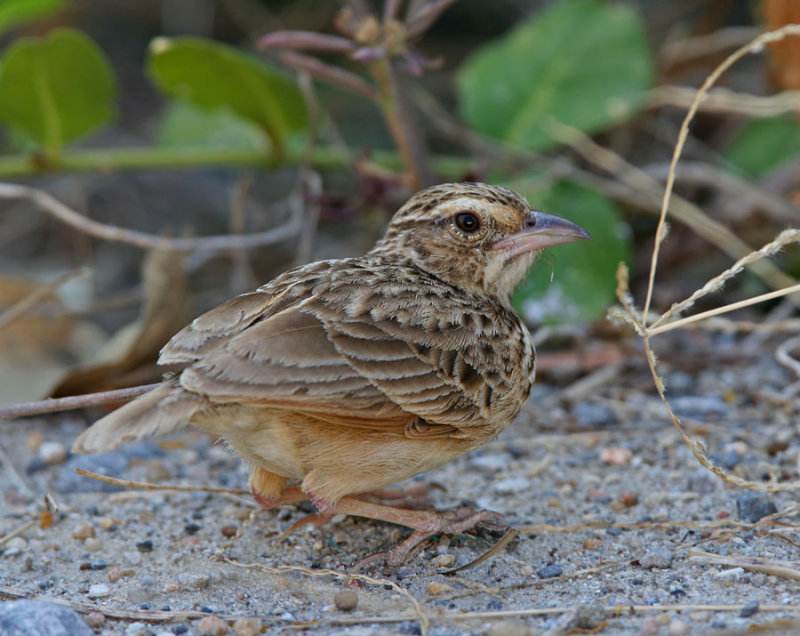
[
  {"left": 457, "top": 0, "right": 652, "bottom": 152},
  {"left": 0, "top": 28, "right": 116, "bottom": 156}
]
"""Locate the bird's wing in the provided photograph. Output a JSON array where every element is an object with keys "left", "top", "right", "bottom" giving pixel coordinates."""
[
  {"left": 179, "top": 303, "right": 410, "bottom": 426},
  {"left": 177, "top": 269, "right": 522, "bottom": 436}
]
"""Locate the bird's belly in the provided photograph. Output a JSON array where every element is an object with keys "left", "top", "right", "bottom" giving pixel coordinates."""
[{"left": 192, "top": 404, "right": 481, "bottom": 501}]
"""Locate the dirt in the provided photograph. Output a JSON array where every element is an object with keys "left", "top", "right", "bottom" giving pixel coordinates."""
[{"left": 1, "top": 329, "right": 799, "bottom": 635}]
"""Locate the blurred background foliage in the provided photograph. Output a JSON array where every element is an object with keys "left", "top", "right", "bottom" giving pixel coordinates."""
[{"left": 0, "top": 0, "right": 798, "bottom": 404}]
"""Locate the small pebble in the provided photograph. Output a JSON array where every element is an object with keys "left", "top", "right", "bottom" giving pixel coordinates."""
[
  {"left": 736, "top": 493, "right": 777, "bottom": 523},
  {"left": 714, "top": 567, "right": 745, "bottom": 580},
  {"left": 221, "top": 525, "right": 238, "bottom": 538},
  {"left": 83, "top": 538, "right": 102, "bottom": 552},
  {"left": 668, "top": 618, "right": 689, "bottom": 635},
  {"left": 196, "top": 615, "right": 229, "bottom": 636},
  {"left": 85, "top": 611, "right": 105, "bottom": 629},
  {"left": 72, "top": 521, "right": 95, "bottom": 541},
  {"left": 0, "top": 600, "right": 93, "bottom": 636},
  {"left": 184, "top": 523, "right": 201, "bottom": 535},
  {"left": 618, "top": 492, "right": 638, "bottom": 507},
  {"left": 426, "top": 581, "right": 453, "bottom": 595},
  {"left": 334, "top": 589, "right": 359, "bottom": 610},
  {"left": 87, "top": 584, "right": 111, "bottom": 599},
  {"left": 38, "top": 441, "right": 67, "bottom": 465},
  {"left": 107, "top": 567, "right": 135, "bottom": 583},
  {"left": 178, "top": 572, "right": 210, "bottom": 589},
  {"left": 687, "top": 469, "right": 716, "bottom": 494},
  {"left": 233, "top": 617, "right": 262, "bottom": 636},
  {"left": 135, "top": 539, "right": 154, "bottom": 552},
  {"left": 100, "top": 517, "right": 120, "bottom": 531},
  {"left": 640, "top": 549, "right": 673, "bottom": 569},
  {"left": 599, "top": 447, "right": 632, "bottom": 465},
  {"left": 740, "top": 600, "right": 759, "bottom": 618},
  {"left": 536, "top": 564, "right": 562, "bottom": 579},
  {"left": 486, "top": 619, "right": 533, "bottom": 636},
  {"left": 4, "top": 537, "right": 27, "bottom": 551},
  {"left": 519, "top": 564, "right": 534, "bottom": 576},
  {"left": 492, "top": 477, "right": 529, "bottom": 494},
  {"left": 125, "top": 622, "right": 148, "bottom": 636},
  {"left": 432, "top": 553, "right": 456, "bottom": 568},
  {"left": 123, "top": 551, "right": 142, "bottom": 565},
  {"left": 583, "top": 537, "right": 602, "bottom": 550}
]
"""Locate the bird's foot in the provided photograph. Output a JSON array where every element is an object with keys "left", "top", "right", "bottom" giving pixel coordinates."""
[
  {"left": 326, "top": 497, "right": 507, "bottom": 570},
  {"left": 275, "top": 512, "right": 334, "bottom": 543}
]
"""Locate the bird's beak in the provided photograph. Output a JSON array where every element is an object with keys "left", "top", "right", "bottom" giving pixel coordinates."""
[{"left": 491, "top": 211, "right": 592, "bottom": 258}]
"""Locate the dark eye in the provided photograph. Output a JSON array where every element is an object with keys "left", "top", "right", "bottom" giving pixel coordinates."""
[{"left": 455, "top": 212, "right": 480, "bottom": 233}]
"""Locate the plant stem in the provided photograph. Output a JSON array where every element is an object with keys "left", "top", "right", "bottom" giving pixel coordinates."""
[
  {"left": 370, "top": 57, "right": 433, "bottom": 188},
  {"left": 0, "top": 144, "right": 465, "bottom": 180}
]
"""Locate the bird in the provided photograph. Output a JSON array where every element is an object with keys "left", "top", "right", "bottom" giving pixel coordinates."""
[{"left": 73, "top": 182, "right": 590, "bottom": 567}]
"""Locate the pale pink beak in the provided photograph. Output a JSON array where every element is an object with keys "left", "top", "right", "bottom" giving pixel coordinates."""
[{"left": 491, "top": 211, "right": 591, "bottom": 258}]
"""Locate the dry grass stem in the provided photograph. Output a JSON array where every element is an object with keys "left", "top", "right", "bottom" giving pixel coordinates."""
[
  {"left": 0, "top": 383, "right": 160, "bottom": 420},
  {"left": 650, "top": 229, "right": 800, "bottom": 331},
  {"left": 544, "top": 117, "right": 798, "bottom": 297},
  {"left": 648, "top": 281, "right": 800, "bottom": 336},
  {"left": 607, "top": 25, "right": 800, "bottom": 494},
  {"left": 0, "top": 266, "right": 90, "bottom": 332},
  {"left": 73, "top": 468, "right": 250, "bottom": 496},
  {"left": 648, "top": 85, "right": 800, "bottom": 117},
  {"left": 642, "top": 23, "right": 800, "bottom": 322},
  {"left": 0, "top": 182, "right": 303, "bottom": 253},
  {"left": 689, "top": 548, "right": 800, "bottom": 580}
]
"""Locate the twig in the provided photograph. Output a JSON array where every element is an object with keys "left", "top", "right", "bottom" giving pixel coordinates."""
[
  {"left": 0, "top": 266, "right": 90, "bottom": 332},
  {"left": 543, "top": 118, "right": 799, "bottom": 298},
  {"left": 644, "top": 160, "right": 799, "bottom": 225},
  {"left": 73, "top": 468, "right": 250, "bottom": 496},
  {"left": 642, "top": 24, "right": 800, "bottom": 322},
  {"left": 0, "top": 183, "right": 303, "bottom": 253},
  {"left": 0, "top": 383, "right": 158, "bottom": 420},
  {"left": 648, "top": 85, "right": 800, "bottom": 117},
  {"left": 660, "top": 26, "right": 761, "bottom": 64},
  {"left": 649, "top": 281, "right": 800, "bottom": 336},
  {"left": 689, "top": 548, "right": 800, "bottom": 580}
]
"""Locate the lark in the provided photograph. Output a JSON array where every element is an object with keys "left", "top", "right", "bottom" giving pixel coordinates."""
[{"left": 74, "top": 182, "right": 590, "bottom": 566}]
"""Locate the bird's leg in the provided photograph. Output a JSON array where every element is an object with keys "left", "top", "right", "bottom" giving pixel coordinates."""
[
  {"left": 357, "top": 482, "right": 445, "bottom": 509},
  {"left": 323, "top": 496, "right": 507, "bottom": 569},
  {"left": 248, "top": 466, "right": 305, "bottom": 509}
]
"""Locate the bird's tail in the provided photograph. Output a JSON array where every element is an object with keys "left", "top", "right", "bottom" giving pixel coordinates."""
[{"left": 71, "top": 380, "right": 206, "bottom": 454}]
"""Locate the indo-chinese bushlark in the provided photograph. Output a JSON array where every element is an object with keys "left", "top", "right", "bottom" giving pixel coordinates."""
[{"left": 73, "top": 182, "right": 590, "bottom": 566}]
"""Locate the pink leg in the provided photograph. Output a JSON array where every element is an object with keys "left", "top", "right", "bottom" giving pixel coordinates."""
[{"left": 322, "top": 496, "right": 507, "bottom": 569}]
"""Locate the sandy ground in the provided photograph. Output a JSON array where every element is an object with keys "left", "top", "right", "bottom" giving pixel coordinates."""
[{"left": 2, "top": 330, "right": 799, "bottom": 635}]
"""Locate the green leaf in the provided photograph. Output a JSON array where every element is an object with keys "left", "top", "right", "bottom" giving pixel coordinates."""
[
  {"left": 0, "top": 0, "right": 65, "bottom": 34},
  {"left": 148, "top": 36, "right": 307, "bottom": 156},
  {"left": 512, "top": 179, "right": 631, "bottom": 325},
  {"left": 157, "top": 99, "right": 269, "bottom": 151},
  {"left": 0, "top": 28, "right": 116, "bottom": 153},
  {"left": 724, "top": 115, "right": 800, "bottom": 178},
  {"left": 457, "top": 0, "right": 652, "bottom": 152}
]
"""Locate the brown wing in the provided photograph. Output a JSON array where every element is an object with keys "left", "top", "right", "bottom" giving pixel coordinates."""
[
  {"left": 179, "top": 305, "right": 409, "bottom": 426},
  {"left": 176, "top": 260, "right": 530, "bottom": 436}
]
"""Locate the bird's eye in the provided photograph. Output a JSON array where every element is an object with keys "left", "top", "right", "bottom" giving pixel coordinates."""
[{"left": 455, "top": 212, "right": 480, "bottom": 233}]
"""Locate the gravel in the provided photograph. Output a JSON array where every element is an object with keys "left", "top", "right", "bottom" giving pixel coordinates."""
[{"left": 2, "top": 331, "right": 799, "bottom": 634}]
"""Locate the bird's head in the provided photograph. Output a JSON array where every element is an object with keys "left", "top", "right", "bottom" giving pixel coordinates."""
[{"left": 371, "top": 182, "right": 591, "bottom": 303}]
